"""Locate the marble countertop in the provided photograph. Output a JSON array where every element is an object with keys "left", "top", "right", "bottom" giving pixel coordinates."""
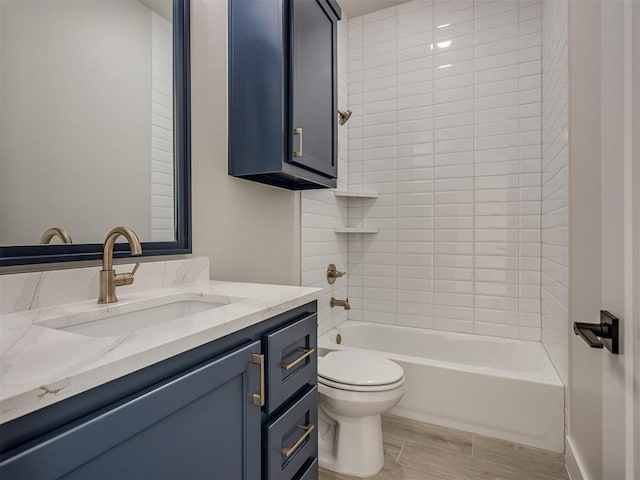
[{"left": 0, "top": 280, "right": 320, "bottom": 424}]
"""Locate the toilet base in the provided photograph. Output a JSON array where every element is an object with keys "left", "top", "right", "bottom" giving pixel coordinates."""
[{"left": 318, "top": 405, "right": 385, "bottom": 477}]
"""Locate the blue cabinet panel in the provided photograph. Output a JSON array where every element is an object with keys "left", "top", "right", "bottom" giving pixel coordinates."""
[
  {"left": 228, "top": 0, "right": 341, "bottom": 190},
  {"left": 264, "top": 386, "right": 318, "bottom": 480},
  {"left": 0, "top": 341, "right": 262, "bottom": 480},
  {"left": 228, "top": 0, "right": 286, "bottom": 178},
  {"left": 264, "top": 312, "right": 317, "bottom": 415},
  {"left": 290, "top": 0, "right": 337, "bottom": 179},
  {"left": 294, "top": 458, "right": 319, "bottom": 480}
]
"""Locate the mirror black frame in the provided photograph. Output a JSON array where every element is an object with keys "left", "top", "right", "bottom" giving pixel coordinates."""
[{"left": 0, "top": 0, "right": 191, "bottom": 267}]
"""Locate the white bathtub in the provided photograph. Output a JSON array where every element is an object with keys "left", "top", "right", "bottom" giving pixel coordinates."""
[{"left": 319, "top": 321, "right": 564, "bottom": 453}]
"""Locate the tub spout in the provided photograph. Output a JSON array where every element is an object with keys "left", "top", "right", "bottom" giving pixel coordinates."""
[{"left": 330, "top": 297, "right": 351, "bottom": 310}]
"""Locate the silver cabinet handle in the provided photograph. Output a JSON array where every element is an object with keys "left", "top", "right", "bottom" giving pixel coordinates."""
[{"left": 293, "top": 127, "right": 303, "bottom": 157}]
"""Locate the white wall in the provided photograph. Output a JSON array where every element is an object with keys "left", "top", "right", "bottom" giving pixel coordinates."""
[
  {"left": 190, "top": 0, "right": 301, "bottom": 286},
  {"left": 541, "top": 0, "right": 569, "bottom": 448},
  {"left": 0, "top": 0, "right": 153, "bottom": 244},
  {"left": 566, "top": 0, "right": 602, "bottom": 476},
  {"left": 540, "top": 0, "right": 569, "bottom": 389},
  {"left": 301, "top": 18, "right": 350, "bottom": 335},
  {"left": 343, "top": 0, "right": 543, "bottom": 340}
]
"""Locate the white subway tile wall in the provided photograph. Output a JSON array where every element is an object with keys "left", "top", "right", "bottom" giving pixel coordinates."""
[
  {"left": 151, "top": 12, "right": 175, "bottom": 242},
  {"left": 298, "top": 0, "right": 570, "bottom": 349},
  {"left": 346, "top": 0, "right": 543, "bottom": 340},
  {"left": 540, "top": 0, "right": 568, "bottom": 383},
  {"left": 301, "top": 18, "right": 350, "bottom": 335}
]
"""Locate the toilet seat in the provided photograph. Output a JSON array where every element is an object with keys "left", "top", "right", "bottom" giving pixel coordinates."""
[
  {"left": 318, "top": 351, "right": 404, "bottom": 392},
  {"left": 318, "top": 376, "right": 404, "bottom": 392}
]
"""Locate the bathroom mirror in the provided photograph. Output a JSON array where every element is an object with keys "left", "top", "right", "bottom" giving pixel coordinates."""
[{"left": 0, "top": 0, "right": 191, "bottom": 266}]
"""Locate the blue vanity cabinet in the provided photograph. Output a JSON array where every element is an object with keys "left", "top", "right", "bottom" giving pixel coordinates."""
[
  {"left": 228, "top": 0, "right": 341, "bottom": 190},
  {"left": 0, "top": 302, "right": 319, "bottom": 480},
  {"left": 0, "top": 341, "right": 262, "bottom": 480}
]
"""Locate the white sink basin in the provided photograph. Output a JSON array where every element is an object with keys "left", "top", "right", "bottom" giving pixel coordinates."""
[{"left": 39, "top": 294, "right": 232, "bottom": 337}]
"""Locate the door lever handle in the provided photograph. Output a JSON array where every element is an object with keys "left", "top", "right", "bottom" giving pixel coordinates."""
[
  {"left": 573, "top": 322, "right": 605, "bottom": 348},
  {"left": 573, "top": 310, "right": 619, "bottom": 354}
]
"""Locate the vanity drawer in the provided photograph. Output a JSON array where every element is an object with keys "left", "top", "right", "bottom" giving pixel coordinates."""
[
  {"left": 264, "top": 386, "right": 318, "bottom": 480},
  {"left": 264, "top": 312, "right": 317, "bottom": 414},
  {"left": 293, "top": 457, "right": 318, "bottom": 480}
]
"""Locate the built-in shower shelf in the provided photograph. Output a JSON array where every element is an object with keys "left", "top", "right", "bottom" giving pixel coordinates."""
[
  {"left": 334, "top": 227, "right": 379, "bottom": 234},
  {"left": 333, "top": 190, "right": 378, "bottom": 198}
]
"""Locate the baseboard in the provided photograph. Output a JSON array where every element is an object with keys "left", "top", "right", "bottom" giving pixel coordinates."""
[{"left": 565, "top": 435, "right": 590, "bottom": 480}]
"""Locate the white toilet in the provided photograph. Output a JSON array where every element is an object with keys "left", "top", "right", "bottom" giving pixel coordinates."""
[{"left": 317, "top": 351, "right": 405, "bottom": 477}]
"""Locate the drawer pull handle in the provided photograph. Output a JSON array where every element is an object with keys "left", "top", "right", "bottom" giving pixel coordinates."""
[
  {"left": 281, "top": 424, "right": 315, "bottom": 458},
  {"left": 252, "top": 353, "right": 265, "bottom": 407},
  {"left": 294, "top": 127, "right": 303, "bottom": 157},
  {"left": 281, "top": 347, "right": 315, "bottom": 371}
]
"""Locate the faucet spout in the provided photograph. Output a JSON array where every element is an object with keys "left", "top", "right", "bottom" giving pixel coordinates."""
[
  {"left": 101, "top": 226, "right": 142, "bottom": 271},
  {"left": 40, "top": 227, "right": 73, "bottom": 244},
  {"left": 98, "top": 226, "right": 142, "bottom": 304},
  {"left": 330, "top": 297, "right": 351, "bottom": 310}
]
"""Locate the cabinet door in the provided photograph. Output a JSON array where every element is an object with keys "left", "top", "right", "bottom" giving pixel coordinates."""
[
  {"left": 289, "top": 0, "right": 338, "bottom": 179},
  {"left": 0, "top": 341, "right": 262, "bottom": 480}
]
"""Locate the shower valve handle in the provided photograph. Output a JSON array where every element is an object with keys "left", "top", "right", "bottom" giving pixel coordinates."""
[{"left": 327, "top": 264, "right": 346, "bottom": 284}]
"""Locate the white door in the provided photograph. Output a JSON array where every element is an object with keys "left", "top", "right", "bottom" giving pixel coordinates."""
[
  {"left": 600, "top": 1, "right": 638, "bottom": 479},
  {"left": 568, "top": 1, "right": 639, "bottom": 479},
  {"left": 631, "top": 2, "right": 640, "bottom": 474}
]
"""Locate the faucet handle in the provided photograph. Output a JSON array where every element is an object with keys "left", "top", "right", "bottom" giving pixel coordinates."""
[
  {"left": 130, "top": 262, "right": 141, "bottom": 276},
  {"left": 114, "top": 262, "right": 140, "bottom": 287},
  {"left": 327, "top": 264, "right": 347, "bottom": 284}
]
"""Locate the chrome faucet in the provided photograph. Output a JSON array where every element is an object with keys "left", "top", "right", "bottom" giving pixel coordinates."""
[
  {"left": 98, "top": 226, "right": 142, "bottom": 304},
  {"left": 330, "top": 297, "right": 351, "bottom": 310}
]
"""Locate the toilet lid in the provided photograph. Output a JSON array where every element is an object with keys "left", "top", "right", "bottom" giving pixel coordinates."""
[{"left": 318, "top": 351, "right": 404, "bottom": 387}]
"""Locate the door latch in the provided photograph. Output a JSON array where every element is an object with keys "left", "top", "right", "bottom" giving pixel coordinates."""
[{"left": 573, "top": 310, "right": 619, "bottom": 354}]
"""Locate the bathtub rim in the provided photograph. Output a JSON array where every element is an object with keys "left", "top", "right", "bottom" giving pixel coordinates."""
[{"left": 319, "top": 321, "right": 563, "bottom": 387}]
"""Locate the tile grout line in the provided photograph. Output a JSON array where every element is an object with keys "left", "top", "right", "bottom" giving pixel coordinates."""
[
  {"left": 431, "top": 0, "right": 435, "bottom": 330},
  {"left": 394, "top": 5, "right": 398, "bottom": 328},
  {"left": 517, "top": 0, "right": 522, "bottom": 340},
  {"left": 472, "top": 0, "right": 477, "bottom": 336}
]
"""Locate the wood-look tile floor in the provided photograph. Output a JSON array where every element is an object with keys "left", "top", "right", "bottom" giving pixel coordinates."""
[{"left": 319, "top": 415, "right": 569, "bottom": 480}]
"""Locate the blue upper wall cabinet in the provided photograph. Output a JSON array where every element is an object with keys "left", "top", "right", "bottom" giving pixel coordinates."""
[{"left": 228, "top": 0, "right": 341, "bottom": 190}]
